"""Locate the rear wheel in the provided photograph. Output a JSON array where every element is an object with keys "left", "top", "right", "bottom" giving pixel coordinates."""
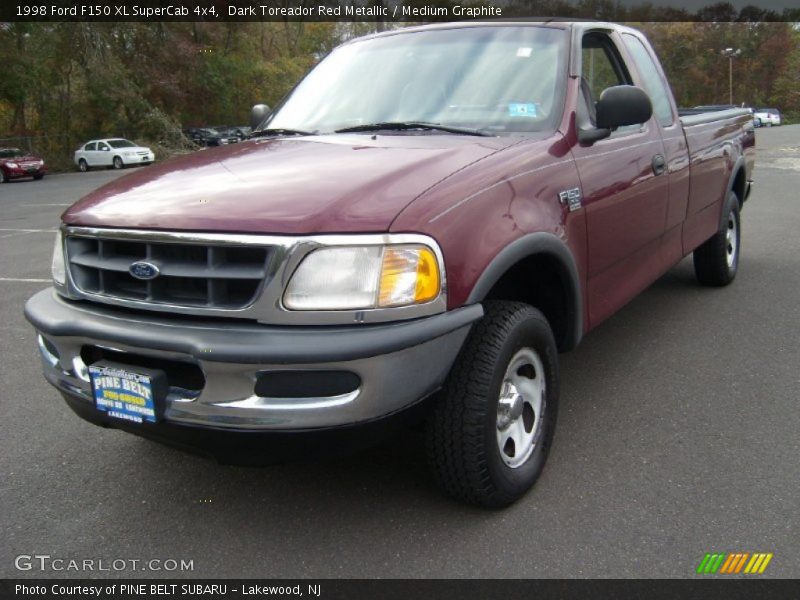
[
  {"left": 426, "top": 301, "right": 559, "bottom": 508},
  {"left": 693, "top": 192, "right": 741, "bottom": 286},
  {"left": 33, "top": 174, "right": 44, "bottom": 180},
  {"left": 78, "top": 159, "right": 89, "bottom": 172}
]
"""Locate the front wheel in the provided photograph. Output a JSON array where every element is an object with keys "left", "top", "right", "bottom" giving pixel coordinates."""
[
  {"left": 693, "top": 192, "right": 741, "bottom": 286},
  {"left": 0, "top": 169, "right": 5, "bottom": 183},
  {"left": 426, "top": 301, "right": 559, "bottom": 508},
  {"left": 112, "top": 156, "right": 124, "bottom": 169},
  {"left": 33, "top": 174, "right": 44, "bottom": 180}
]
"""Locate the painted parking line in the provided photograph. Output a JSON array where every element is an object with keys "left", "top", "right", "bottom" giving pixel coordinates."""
[
  {"left": 0, "top": 228, "right": 57, "bottom": 239},
  {"left": 0, "top": 277, "right": 51, "bottom": 283}
]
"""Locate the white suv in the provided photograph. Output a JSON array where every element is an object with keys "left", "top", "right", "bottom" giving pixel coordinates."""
[{"left": 74, "top": 139, "right": 155, "bottom": 171}]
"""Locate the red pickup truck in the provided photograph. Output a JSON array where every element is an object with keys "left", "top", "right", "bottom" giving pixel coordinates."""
[{"left": 25, "top": 22, "right": 754, "bottom": 507}]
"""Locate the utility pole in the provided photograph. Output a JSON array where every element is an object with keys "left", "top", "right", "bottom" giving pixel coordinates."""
[{"left": 721, "top": 48, "right": 741, "bottom": 105}]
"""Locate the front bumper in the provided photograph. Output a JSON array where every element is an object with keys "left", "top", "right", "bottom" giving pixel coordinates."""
[
  {"left": 25, "top": 289, "right": 480, "bottom": 434},
  {"left": 125, "top": 152, "right": 154, "bottom": 164},
  {"left": 5, "top": 165, "right": 45, "bottom": 178}
]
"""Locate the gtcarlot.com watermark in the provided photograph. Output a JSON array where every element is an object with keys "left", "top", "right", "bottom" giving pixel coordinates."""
[{"left": 14, "top": 554, "right": 194, "bottom": 573}]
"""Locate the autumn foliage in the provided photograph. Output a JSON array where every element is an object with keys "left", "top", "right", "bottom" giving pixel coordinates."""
[{"left": 0, "top": 21, "right": 798, "bottom": 169}]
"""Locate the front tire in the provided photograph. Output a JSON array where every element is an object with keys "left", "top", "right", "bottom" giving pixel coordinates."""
[
  {"left": 693, "top": 192, "right": 741, "bottom": 286},
  {"left": 426, "top": 301, "right": 559, "bottom": 508},
  {"left": 112, "top": 156, "right": 124, "bottom": 169},
  {"left": 33, "top": 174, "right": 44, "bottom": 180},
  {"left": 0, "top": 169, "right": 5, "bottom": 183}
]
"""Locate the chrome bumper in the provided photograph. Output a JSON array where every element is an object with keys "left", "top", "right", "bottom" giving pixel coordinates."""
[{"left": 26, "top": 289, "right": 480, "bottom": 431}]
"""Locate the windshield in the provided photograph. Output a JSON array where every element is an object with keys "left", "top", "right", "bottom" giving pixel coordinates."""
[
  {"left": 0, "top": 148, "right": 24, "bottom": 158},
  {"left": 107, "top": 139, "right": 136, "bottom": 148},
  {"left": 265, "top": 26, "right": 567, "bottom": 135}
]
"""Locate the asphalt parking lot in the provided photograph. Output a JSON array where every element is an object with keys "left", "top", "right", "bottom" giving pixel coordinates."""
[{"left": 1, "top": 127, "right": 798, "bottom": 579}]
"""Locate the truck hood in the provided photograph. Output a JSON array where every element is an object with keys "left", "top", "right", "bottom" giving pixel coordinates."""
[{"left": 63, "top": 135, "right": 513, "bottom": 234}]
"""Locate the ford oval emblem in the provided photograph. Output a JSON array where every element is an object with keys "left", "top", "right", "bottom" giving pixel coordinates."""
[{"left": 129, "top": 261, "right": 160, "bottom": 280}]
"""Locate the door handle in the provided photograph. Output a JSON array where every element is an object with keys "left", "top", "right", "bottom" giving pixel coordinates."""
[{"left": 652, "top": 154, "right": 666, "bottom": 176}]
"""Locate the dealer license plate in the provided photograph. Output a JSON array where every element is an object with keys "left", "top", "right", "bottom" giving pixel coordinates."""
[{"left": 89, "top": 365, "right": 158, "bottom": 424}]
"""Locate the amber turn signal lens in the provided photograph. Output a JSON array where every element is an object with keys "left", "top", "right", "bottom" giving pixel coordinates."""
[
  {"left": 378, "top": 246, "right": 440, "bottom": 307},
  {"left": 414, "top": 247, "right": 440, "bottom": 303}
]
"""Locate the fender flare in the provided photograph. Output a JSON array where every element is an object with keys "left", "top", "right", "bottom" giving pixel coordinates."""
[
  {"left": 721, "top": 156, "right": 746, "bottom": 229},
  {"left": 466, "top": 232, "right": 583, "bottom": 351}
]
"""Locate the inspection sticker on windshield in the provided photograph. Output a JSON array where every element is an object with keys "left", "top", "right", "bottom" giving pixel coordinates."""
[
  {"left": 90, "top": 365, "right": 157, "bottom": 424},
  {"left": 516, "top": 47, "right": 533, "bottom": 58},
  {"left": 508, "top": 103, "right": 538, "bottom": 118}
]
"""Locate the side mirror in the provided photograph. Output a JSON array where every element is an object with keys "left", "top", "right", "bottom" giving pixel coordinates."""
[
  {"left": 596, "top": 85, "right": 652, "bottom": 130},
  {"left": 250, "top": 104, "right": 271, "bottom": 130},
  {"left": 579, "top": 85, "right": 653, "bottom": 144}
]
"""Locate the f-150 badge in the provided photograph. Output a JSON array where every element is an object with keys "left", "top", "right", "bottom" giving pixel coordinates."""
[{"left": 559, "top": 188, "right": 582, "bottom": 212}]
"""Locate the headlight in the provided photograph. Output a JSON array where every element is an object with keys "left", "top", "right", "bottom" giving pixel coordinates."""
[
  {"left": 7, "top": 162, "right": 18, "bottom": 169},
  {"left": 284, "top": 244, "right": 441, "bottom": 311},
  {"left": 51, "top": 230, "right": 66, "bottom": 286}
]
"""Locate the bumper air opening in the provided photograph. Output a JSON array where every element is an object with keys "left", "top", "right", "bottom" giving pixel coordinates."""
[{"left": 254, "top": 370, "right": 361, "bottom": 399}]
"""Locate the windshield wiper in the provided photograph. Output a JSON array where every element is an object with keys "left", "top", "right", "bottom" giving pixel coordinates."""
[
  {"left": 250, "top": 128, "right": 315, "bottom": 138},
  {"left": 335, "top": 122, "right": 491, "bottom": 137}
]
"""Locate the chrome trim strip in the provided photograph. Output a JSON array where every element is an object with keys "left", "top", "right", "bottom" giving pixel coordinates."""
[
  {"left": 60, "top": 226, "right": 447, "bottom": 325},
  {"left": 212, "top": 390, "right": 359, "bottom": 410}
]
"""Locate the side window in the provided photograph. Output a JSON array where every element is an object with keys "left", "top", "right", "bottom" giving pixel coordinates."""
[
  {"left": 85, "top": 142, "right": 96, "bottom": 151},
  {"left": 622, "top": 34, "right": 674, "bottom": 128},
  {"left": 98, "top": 142, "right": 109, "bottom": 151},
  {"left": 581, "top": 36, "right": 628, "bottom": 102},
  {"left": 580, "top": 33, "right": 638, "bottom": 136}
]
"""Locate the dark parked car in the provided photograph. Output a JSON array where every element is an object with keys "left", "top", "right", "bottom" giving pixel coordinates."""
[
  {"left": 183, "top": 127, "right": 239, "bottom": 147},
  {"left": 26, "top": 22, "right": 754, "bottom": 507},
  {"left": 214, "top": 126, "right": 251, "bottom": 141},
  {"left": 0, "top": 147, "right": 46, "bottom": 183}
]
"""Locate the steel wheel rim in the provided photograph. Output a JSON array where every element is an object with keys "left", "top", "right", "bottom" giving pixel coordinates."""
[
  {"left": 114, "top": 157, "right": 122, "bottom": 169},
  {"left": 79, "top": 161, "right": 87, "bottom": 172},
  {"left": 726, "top": 209, "right": 738, "bottom": 269},
  {"left": 496, "top": 347, "right": 546, "bottom": 469}
]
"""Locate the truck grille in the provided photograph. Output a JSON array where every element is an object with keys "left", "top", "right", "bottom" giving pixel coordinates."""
[{"left": 65, "top": 234, "right": 271, "bottom": 309}]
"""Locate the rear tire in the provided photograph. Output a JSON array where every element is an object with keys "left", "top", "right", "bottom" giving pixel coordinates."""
[
  {"left": 33, "top": 174, "right": 44, "bottom": 180},
  {"left": 78, "top": 159, "right": 89, "bottom": 172},
  {"left": 693, "top": 192, "right": 741, "bottom": 286},
  {"left": 426, "top": 301, "right": 559, "bottom": 508}
]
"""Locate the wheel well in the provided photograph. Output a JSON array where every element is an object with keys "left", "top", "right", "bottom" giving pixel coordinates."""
[{"left": 483, "top": 254, "right": 573, "bottom": 351}]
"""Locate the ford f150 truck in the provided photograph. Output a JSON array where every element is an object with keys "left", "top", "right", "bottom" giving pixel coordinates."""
[{"left": 25, "top": 22, "right": 754, "bottom": 507}]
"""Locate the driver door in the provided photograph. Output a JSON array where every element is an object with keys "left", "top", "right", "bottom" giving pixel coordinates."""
[
  {"left": 570, "top": 31, "right": 669, "bottom": 328},
  {"left": 96, "top": 141, "right": 111, "bottom": 166}
]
